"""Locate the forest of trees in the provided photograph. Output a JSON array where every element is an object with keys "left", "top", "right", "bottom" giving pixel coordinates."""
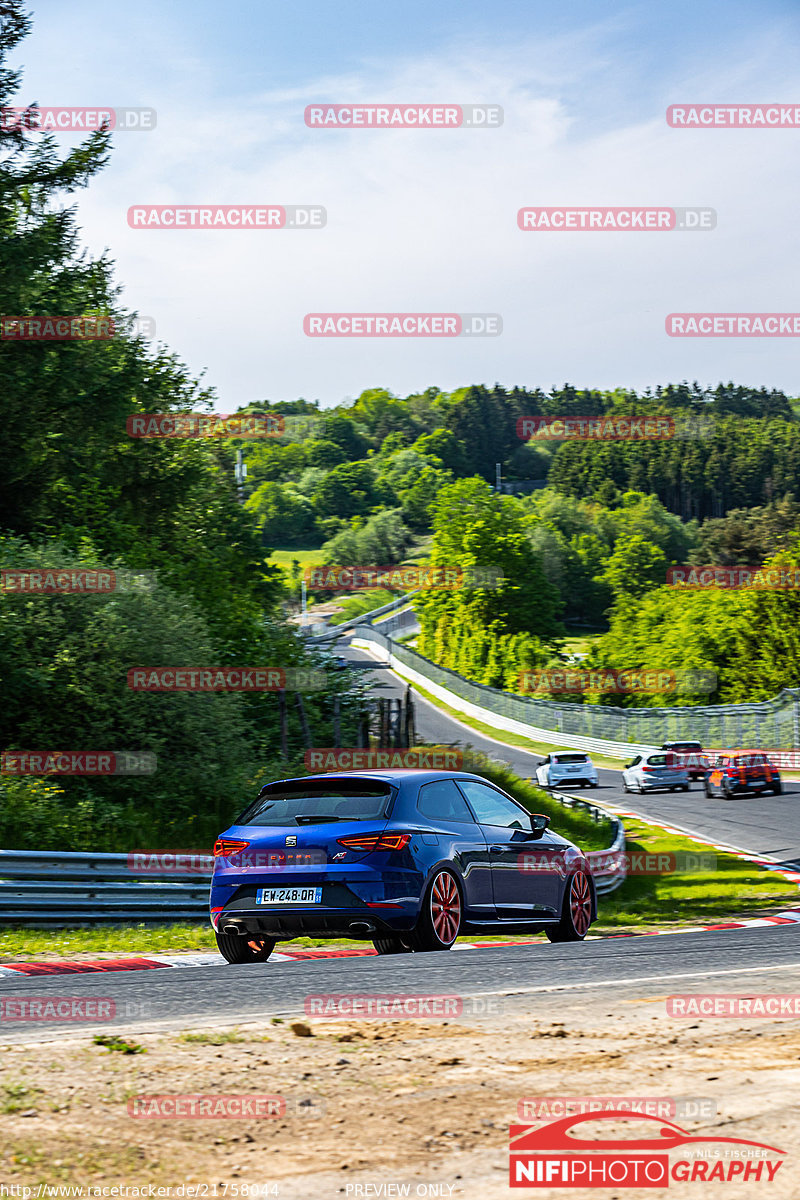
[{"left": 0, "top": 2, "right": 368, "bottom": 849}]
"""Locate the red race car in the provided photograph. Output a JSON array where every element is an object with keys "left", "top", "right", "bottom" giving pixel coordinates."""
[{"left": 705, "top": 752, "right": 782, "bottom": 799}]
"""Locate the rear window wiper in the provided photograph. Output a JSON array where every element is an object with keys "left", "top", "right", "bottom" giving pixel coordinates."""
[{"left": 294, "top": 814, "right": 345, "bottom": 825}]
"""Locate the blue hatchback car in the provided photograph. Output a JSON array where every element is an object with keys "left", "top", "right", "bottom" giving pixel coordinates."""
[{"left": 210, "top": 769, "right": 596, "bottom": 962}]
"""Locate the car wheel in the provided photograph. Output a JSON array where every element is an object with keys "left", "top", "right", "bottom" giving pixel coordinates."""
[
  {"left": 722, "top": 780, "right": 733, "bottom": 801},
  {"left": 409, "top": 869, "right": 462, "bottom": 952},
  {"left": 771, "top": 781, "right": 783, "bottom": 795},
  {"left": 680, "top": 784, "right": 690, "bottom": 792},
  {"left": 589, "top": 782, "right": 598, "bottom": 789},
  {"left": 669, "top": 786, "right": 677, "bottom": 792},
  {"left": 704, "top": 781, "right": 713, "bottom": 798},
  {"left": 622, "top": 778, "right": 630, "bottom": 793},
  {"left": 372, "top": 936, "right": 412, "bottom": 954},
  {"left": 215, "top": 931, "right": 276, "bottom": 964},
  {"left": 546, "top": 870, "right": 593, "bottom": 943}
]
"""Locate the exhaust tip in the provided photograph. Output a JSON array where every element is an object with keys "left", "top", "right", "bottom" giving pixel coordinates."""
[
  {"left": 222, "top": 923, "right": 245, "bottom": 935},
  {"left": 349, "top": 921, "right": 376, "bottom": 934}
]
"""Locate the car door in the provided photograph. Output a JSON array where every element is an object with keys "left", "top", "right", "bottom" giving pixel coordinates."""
[
  {"left": 455, "top": 779, "right": 563, "bottom": 916},
  {"left": 416, "top": 779, "right": 492, "bottom": 918},
  {"left": 624, "top": 755, "right": 642, "bottom": 789}
]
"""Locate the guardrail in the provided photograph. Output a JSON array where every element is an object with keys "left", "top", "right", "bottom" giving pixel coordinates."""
[
  {"left": 0, "top": 797, "right": 626, "bottom": 926},
  {"left": 310, "top": 591, "right": 419, "bottom": 642},
  {"left": 353, "top": 627, "right": 800, "bottom": 757},
  {"left": 550, "top": 791, "right": 627, "bottom": 896},
  {"left": 0, "top": 850, "right": 211, "bottom": 926}
]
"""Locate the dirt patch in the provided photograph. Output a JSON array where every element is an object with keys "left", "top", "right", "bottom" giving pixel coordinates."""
[{"left": 0, "top": 999, "right": 797, "bottom": 1198}]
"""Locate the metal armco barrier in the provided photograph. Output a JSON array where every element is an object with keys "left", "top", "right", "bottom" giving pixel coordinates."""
[
  {"left": 353, "top": 627, "right": 800, "bottom": 756},
  {"left": 0, "top": 850, "right": 211, "bottom": 926},
  {"left": 553, "top": 793, "right": 627, "bottom": 896},
  {"left": 0, "top": 798, "right": 626, "bottom": 924}
]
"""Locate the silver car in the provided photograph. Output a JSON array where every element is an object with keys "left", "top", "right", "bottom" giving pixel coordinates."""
[
  {"left": 622, "top": 749, "right": 690, "bottom": 794},
  {"left": 535, "top": 752, "right": 599, "bottom": 789}
]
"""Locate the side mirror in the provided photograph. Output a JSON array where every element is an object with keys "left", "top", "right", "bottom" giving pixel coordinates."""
[{"left": 528, "top": 813, "right": 550, "bottom": 838}]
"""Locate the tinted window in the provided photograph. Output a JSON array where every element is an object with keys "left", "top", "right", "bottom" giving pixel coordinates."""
[
  {"left": 552, "top": 754, "right": 588, "bottom": 764},
  {"left": 457, "top": 781, "right": 529, "bottom": 829},
  {"left": 646, "top": 754, "right": 677, "bottom": 766},
  {"left": 237, "top": 781, "right": 392, "bottom": 826},
  {"left": 418, "top": 779, "right": 476, "bottom": 824}
]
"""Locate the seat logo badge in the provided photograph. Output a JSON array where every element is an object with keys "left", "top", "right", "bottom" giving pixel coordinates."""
[{"left": 285, "top": 835, "right": 297, "bottom": 846}]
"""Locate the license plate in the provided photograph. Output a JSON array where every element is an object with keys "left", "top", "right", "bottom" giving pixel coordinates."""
[{"left": 256, "top": 887, "right": 322, "bottom": 905}]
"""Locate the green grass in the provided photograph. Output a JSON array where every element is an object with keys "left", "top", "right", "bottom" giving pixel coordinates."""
[
  {"left": 0, "top": 1083, "right": 41, "bottom": 1114},
  {"left": 266, "top": 546, "right": 326, "bottom": 572},
  {"left": 178, "top": 1028, "right": 246, "bottom": 1044},
  {"left": 559, "top": 630, "right": 604, "bottom": 659},
  {"left": 328, "top": 589, "right": 401, "bottom": 625},
  {"left": 593, "top": 812, "right": 798, "bottom": 932}
]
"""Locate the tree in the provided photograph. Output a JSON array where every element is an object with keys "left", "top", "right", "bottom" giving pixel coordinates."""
[
  {"left": 246, "top": 482, "right": 317, "bottom": 543},
  {"left": 599, "top": 534, "right": 668, "bottom": 601}
]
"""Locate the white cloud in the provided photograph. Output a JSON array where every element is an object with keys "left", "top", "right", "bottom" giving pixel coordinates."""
[{"left": 20, "top": 12, "right": 800, "bottom": 405}]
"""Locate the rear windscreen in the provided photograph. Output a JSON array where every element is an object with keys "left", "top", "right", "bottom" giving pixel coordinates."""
[
  {"left": 552, "top": 754, "right": 588, "bottom": 764},
  {"left": 235, "top": 780, "right": 394, "bottom": 826},
  {"left": 646, "top": 754, "right": 677, "bottom": 766}
]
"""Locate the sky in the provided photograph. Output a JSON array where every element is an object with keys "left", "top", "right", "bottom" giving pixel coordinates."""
[{"left": 19, "top": 0, "right": 800, "bottom": 408}]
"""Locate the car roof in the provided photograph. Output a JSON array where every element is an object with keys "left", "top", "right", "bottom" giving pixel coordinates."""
[{"left": 268, "top": 770, "right": 495, "bottom": 786}]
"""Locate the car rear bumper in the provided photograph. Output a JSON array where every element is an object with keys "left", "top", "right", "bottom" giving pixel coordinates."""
[{"left": 210, "top": 872, "right": 423, "bottom": 939}]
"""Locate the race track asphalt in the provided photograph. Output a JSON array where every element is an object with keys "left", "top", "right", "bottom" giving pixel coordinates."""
[
  {"left": 1, "top": 925, "right": 799, "bottom": 1042},
  {"left": 340, "top": 640, "right": 800, "bottom": 869}
]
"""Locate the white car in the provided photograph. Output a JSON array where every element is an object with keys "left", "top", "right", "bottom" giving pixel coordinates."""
[
  {"left": 622, "top": 749, "right": 690, "bottom": 794},
  {"left": 535, "top": 752, "right": 599, "bottom": 789}
]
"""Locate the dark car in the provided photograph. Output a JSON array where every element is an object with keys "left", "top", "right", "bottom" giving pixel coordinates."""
[
  {"left": 210, "top": 770, "right": 596, "bottom": 963},
  {"left": 661, "top": 741, "right": 709, "bottom": 779},
  {"left": 705, "top": 753, "right": 782, "bottom": 799}
]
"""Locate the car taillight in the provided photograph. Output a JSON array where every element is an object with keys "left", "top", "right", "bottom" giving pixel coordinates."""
[
  {"left": 214, "top": 839, "right": 250, "bottom": 857},
  {"left": 642, "top": 766, "right": 655, "bottom": 772},
  {"left": 336, "top": 833, "right": 412, "bottom": 852}
]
